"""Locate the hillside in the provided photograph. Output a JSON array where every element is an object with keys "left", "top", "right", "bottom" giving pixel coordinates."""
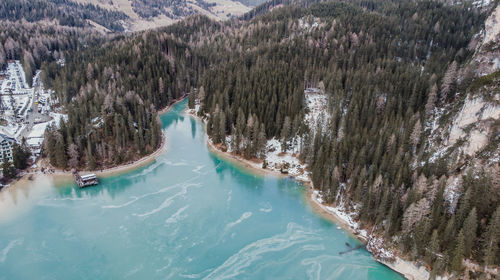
[
  {"left": 0, "top": 0, "right": 254, "bottom": 33},
  {"left": 176, "top": 0, "right": 499, "bottom": 277},
  {"left": 0, "top": 0, "right": 129, "bottom": 32},
  {"left": 71, "top": 0, "right": 252, "bottom": 31}
]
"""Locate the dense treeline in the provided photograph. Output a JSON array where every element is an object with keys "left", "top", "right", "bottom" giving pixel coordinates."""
[
  {"left": 0, "top": 21, "right": 103, "bottom": 86},
  {"left": 0, "top": 0, "right": 128, "bottom": 32},
  {"left": 42, "top": 32, "right": 202, "bottom": 170},
  {"left": 178, "top": 0, "right": 499, "bottom": 276}
]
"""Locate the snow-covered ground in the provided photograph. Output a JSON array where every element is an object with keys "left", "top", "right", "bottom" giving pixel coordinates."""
[
  {"left": 298, "top": 16, "right": 321, "bottom": 32},
  {"left": 473, "top": 0, "right": 492, "bottom": 8},
  {"left": 304, "top": 88, "right": 328, "bottom": 131},
  {"left": 444, "top": 176, "right": 461, "bottom": 214},
  {"left": 262, "top": 138, "right": 309, "bottom": 181},
  {"left": 0, "top": 61, "right": 32, "bottom": 95},
  {"left": 49, "top": 112, "right": 68, "bottom": 125},
  {"left": 0, "top": 61, "right": 64, "bottom": 159}
]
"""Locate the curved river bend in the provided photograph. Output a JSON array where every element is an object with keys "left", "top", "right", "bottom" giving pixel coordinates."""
[{"left": 0, "top": 99, "right": 403, "bottom": 279}]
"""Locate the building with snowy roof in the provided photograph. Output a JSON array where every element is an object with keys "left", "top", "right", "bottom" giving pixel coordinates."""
[{"left": 0, "top": 133, "right": 15, "bottom": 162}]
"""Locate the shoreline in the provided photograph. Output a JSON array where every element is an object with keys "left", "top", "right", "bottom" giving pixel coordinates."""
[
  {"left": 187, "top": 109, "right": 427, "bottom": 280},
  {"left": 188, "top": 110, "right": 370, "bottom": 241},
  {"left": 6, "top": 132, "right": 167, "bottom": 191},
  {"left": 4, "top": 98, "right": 183, "bottom": 192},
  {"left": 4, "top": 102, "right": 425, "bottom": 279},
  {"left": 158, "top": 95, "right": 187, "bottom": 114}
]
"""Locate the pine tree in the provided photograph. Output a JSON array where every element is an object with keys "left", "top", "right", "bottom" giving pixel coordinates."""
[
  {"left": 462, "top": 208, "right": 477, "bottom": 258},
  {"left": 427, "top": 229, "right": 440, "bottom": 264},
  {"left": 440, "top": 61, "right": 457, "bottom": 102},
  {"left": 443, "top": 215, "right": 457, "bottom": 252},
  {"left": 67, "top": 143, "right": 79, "bottom": 169},
  {"left": 219, "top": 111, "right": 226, "bottom": 146},
  {"left": 410, "top": 119, "right": 422, "bottom": 153},
  {"left": 55, "top": 138, "right": 68, "bottom": 169},
  {"left": 188, "top": 87, "right": 196, "bottom": 109},
  {"left": 281, "top": 116, "right": 291, "bottom": 152},
  {"left": 198, "top": 86, "right": 205, "bottom": 105},
  {"left": 235, "top": 108, "right": 245, "bottom": 153},
  {"left": 425, "top": 83, "right": 437, "bottom": 116},
  {"left": 257, "top": 124, "right": 267, "bottom": 159},
  {"left": 482, "top": 206, "right": 500, "bottom": 266},
  {"left": 456, "top": 188, "right": 472, "bottom": 229},
  {"left": 86, "top": 141, "right": 96, "bottom": 170},
  {"left": 12, "top": 141, "right": 30, "bottom": 170},
  {"left": 451, "top": 230, "right": 465, "bottom": 272}
]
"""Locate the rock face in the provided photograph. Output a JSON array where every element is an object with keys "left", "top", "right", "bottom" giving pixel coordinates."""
[
  {"left": 427, "top": 3, "right": 500, "bottom": 175},
  {"left": 484, "top": 4, "right": 500, "bottom": 45},
  {"left": 447, "top": 95, "right": 500, "bottom": 156},
  {"left": 469, "top": 4, "right": 500, "bottom": 77}
]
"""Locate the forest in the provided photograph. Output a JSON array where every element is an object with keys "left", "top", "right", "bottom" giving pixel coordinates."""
[
  {"left": 179, "top": 0, "right": 498, "bottom": 276},
  {"left": 0, "top": 0, "right": 128, "bottom": 32},
  {"left": 0, "top": 21, "right": 103, "bottom": 86},
  {"left": 41, "top": 32, "right": 202, "bottom": 169}
]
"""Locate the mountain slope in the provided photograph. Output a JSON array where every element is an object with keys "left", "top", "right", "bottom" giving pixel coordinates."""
[
  {"left": 72, "top": 0, "right": 251, "bottom": 31},
  {"left": 173, "top": 0, "right": 499, "bottom": 277},
  {"left": 0, "top": 0, "right": 129, "bottom": 32}
]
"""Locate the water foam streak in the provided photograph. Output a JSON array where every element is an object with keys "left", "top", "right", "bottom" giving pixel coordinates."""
[{"left": 203, "top": 223, "right": 317, "bottom": 279}]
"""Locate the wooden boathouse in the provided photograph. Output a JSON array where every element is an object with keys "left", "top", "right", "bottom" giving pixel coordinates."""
[{"left": 73, "top": 170, "right": 98, "bottom": 187}]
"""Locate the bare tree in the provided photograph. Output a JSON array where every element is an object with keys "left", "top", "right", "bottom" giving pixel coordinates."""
[
  {"left": 440, "top": 61, "right": 457, "bottom": 102},
  {"left": 425, "top": 83, "right": 438, "bottom": 115},
  {"left": 410, "top": 119, "right": 422, "bottom": 151},
  {"left": 68, "top": 143, "right": 79, "bottom": 169},
  {"left": 403, "top": 198, "right": 430, "bottom": 232}
]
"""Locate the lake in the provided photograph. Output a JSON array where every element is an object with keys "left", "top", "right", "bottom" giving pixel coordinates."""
[{"left": 0, "top": 99, "right": 403, "bottom": 279}]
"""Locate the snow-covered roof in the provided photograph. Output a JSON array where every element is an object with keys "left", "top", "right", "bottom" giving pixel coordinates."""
[
  {"left": 26, "top": 138, "right": 43, "bottom": 146},
  {"left": 80, "top": 174, "right": 97, "bottom": 180},
  {"left": 28, "top": 122, "right": 49, "bottom": 139}
]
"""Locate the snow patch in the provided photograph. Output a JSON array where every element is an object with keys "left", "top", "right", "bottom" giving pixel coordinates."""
[
  {"left": 444, "top": 177, "right": 461, "bottom": 214},
  {"left": 298, "top": 17, "right": 320, "bottom": 32},
  {"left": 304, "top": 88, "right": 328, "bottom": 131}
]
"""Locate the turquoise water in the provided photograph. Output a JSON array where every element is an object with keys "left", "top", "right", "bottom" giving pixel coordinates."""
[{"left": 0, "top": 99, "right": 403, "bottom": 279}]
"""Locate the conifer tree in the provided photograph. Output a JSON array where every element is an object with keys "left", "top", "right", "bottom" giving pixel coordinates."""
[
  {"left": 482, "top": 206, "right": 500, "bottom": 266},
  {"left": 451, "top": 230, "right": 465, "bottom": 272},
  {"left": 188, "top": 87, "right": 196, "bottom": 109},
  {"left": 55, "top": 138, "right": 67, "bottom": 169},
  {"left": 12, "top": 141, "right": 30, "bottom": 170},
  {"left": 427, "top": 229, "right": 440, "bottom": 264},
  {"left": 462, "top": 208, "right": 477, "bottom": 258},
  {"left": 281, "top": 116, "right": 291, "bottom": 152}
]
